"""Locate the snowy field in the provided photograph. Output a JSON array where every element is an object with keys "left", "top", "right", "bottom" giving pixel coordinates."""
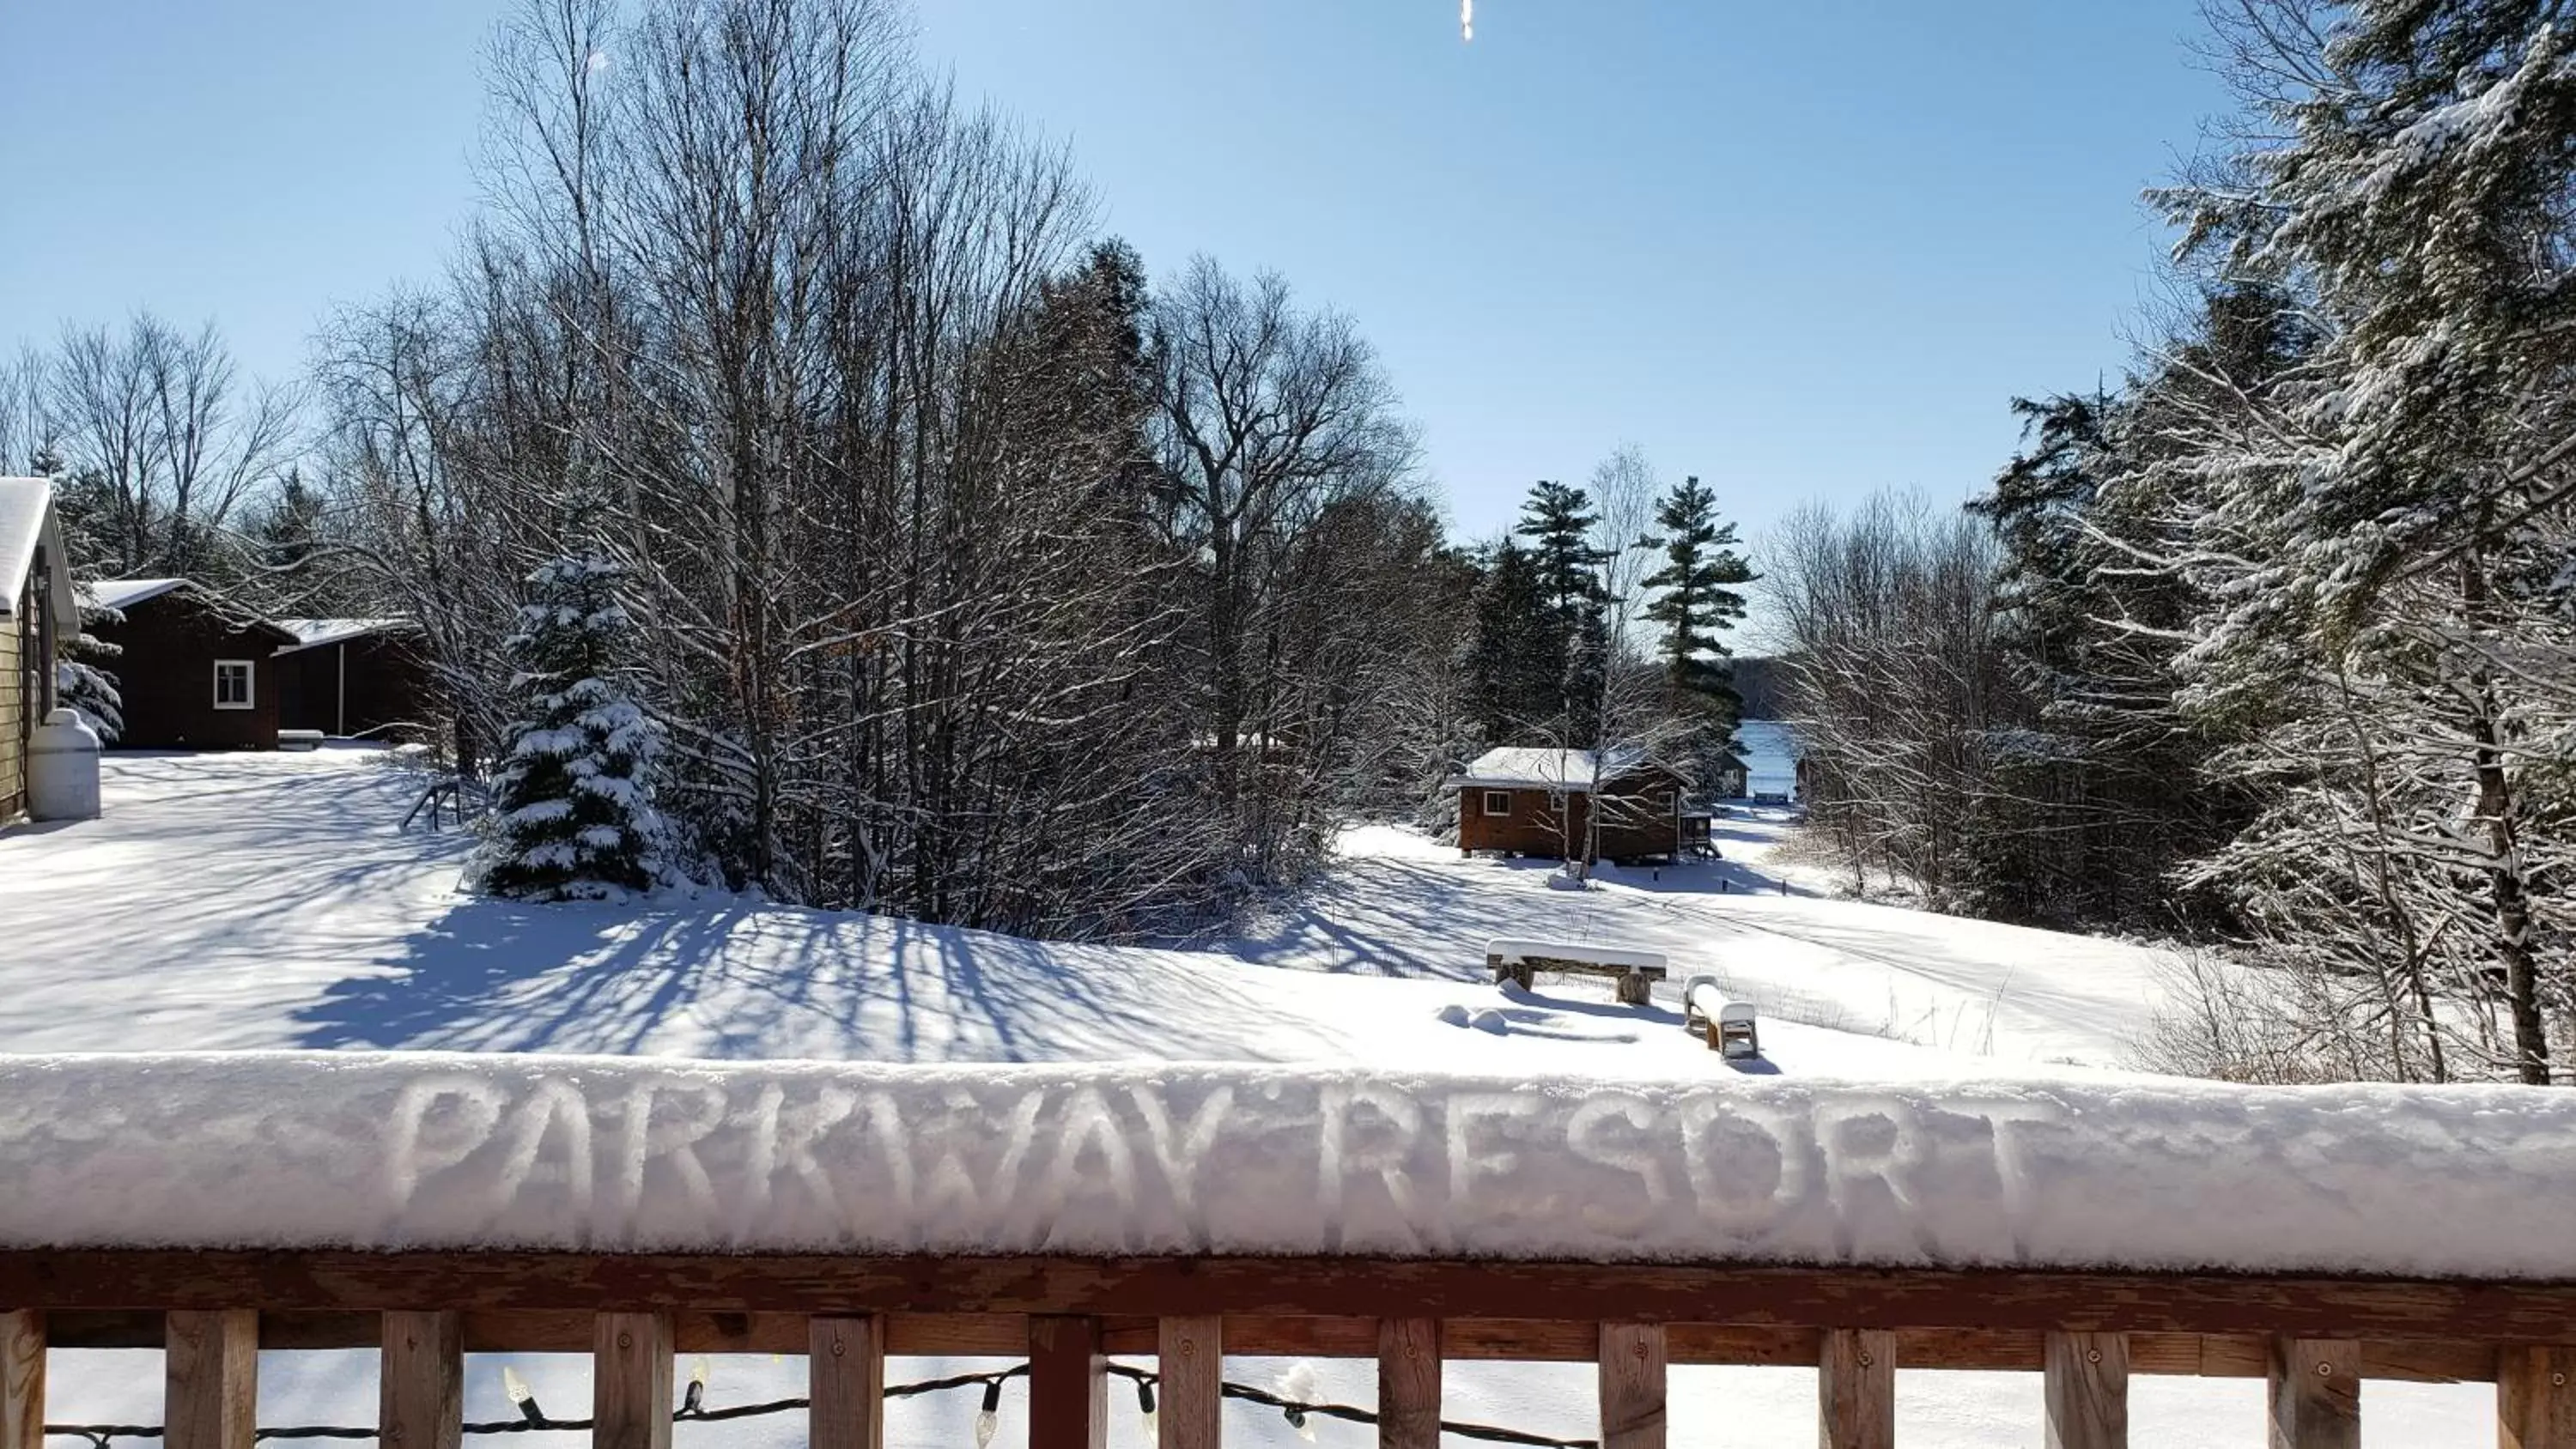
[{"left": 0, "top": 749, "right": 2493, "bottom": 1445}]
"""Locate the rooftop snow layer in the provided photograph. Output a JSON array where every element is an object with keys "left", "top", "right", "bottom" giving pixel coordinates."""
[
  {"left": 1452, "top": 746, "right": 1650, "bottom": 791},
  {"left": 0, "top": 477, "right": 73, "bottom": 623},
  {"left": 2, "top": 1052, "right": 2573, "bottom": 1280},
  {"left": 276, "top": 617, "right": 410, "bottom": 652},
  {"left": 79, "top": 577, "right": 186, "bottom": 611}
]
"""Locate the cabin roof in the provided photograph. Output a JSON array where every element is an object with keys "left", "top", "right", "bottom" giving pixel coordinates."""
[
  {"left": 275, "top": 618, "right": 412, "bottom": 654},
  {"left": 1451, "top": 746, "right": 1657, "bottom": 792},
  {"left": 0, "top": 477, "right": 77, "bottom": 624},
  {"left": 79, "top": 577, "right": 188, "bottom": 612},
  {"left": 80, "top": 577, "right": 302, "bottom": 645}
]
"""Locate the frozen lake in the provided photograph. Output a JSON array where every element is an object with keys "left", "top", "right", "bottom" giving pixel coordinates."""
[{"left": 1738, "top": 718, "right": 1798, "bottom": 798}]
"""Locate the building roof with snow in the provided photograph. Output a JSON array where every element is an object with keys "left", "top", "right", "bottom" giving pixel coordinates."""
[
  {"left": 275, "top": 617, "right": 413, "bottom": 654},
  {"left": 0, "top": 477, "right": 76, "bottom": 625},
  {"left": 77, "top": 577, "right": 188, "bottom": 613},
  {"left": 1449, "top": 746, "right": 1656, "bottom": 792}
]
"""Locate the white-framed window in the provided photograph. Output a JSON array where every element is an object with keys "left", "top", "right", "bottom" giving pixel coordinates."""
[
  {"left": 213, "top": 659, "right": 254, "bottom": 710},
  {"left": 1481, "top": 790, "right": 1513, "bottom": 817}
]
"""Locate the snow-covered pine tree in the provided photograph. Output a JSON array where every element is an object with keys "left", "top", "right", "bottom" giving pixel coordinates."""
[
  {"left": 55, "top": 602, "right": 124, "bottom": 743},
  {"left": 1462, "top": 537, "right": 1561, "bottom": 742},
  {"left": 2160, "top": 0, "right": 2576, "bottom": 1081},
  {"left": 478, "top": 549, "right": 671, "bottom": 902},
  {"left": 1515, "top": 479, "right": 1612, "bottom": 730},
  {"left": 1640, "top": 474, "right": 1756, "bottom": 787}
]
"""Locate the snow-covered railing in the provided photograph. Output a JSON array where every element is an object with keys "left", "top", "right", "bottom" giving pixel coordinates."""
[{"left": 4, "top": 1054, "right": 2576, "bottom": 1448}]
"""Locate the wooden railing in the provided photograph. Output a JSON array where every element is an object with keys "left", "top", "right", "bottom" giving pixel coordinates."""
[{"left": 5, "top": 1250, "right": 2575, "bottom": 1448}]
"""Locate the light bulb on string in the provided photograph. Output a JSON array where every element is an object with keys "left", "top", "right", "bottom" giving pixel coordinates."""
[
  {"left": 683, "top": 1356, "right": 712, "bottom": 1414},
  {"left": 500, "top": 1365, "right": 544, "bottom": 1427},
  {"left": 975, "top": 1374, "right": 1005, "bottom": 1449}
]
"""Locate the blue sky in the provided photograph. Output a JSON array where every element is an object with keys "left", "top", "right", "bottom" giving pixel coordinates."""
[{"left": 0, "top": 0, "right": 2225, "bottom": 546}]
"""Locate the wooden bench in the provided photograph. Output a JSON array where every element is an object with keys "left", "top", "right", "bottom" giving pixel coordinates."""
[
  {"left": 1485, "top": 938, "right": 1668, "bottom": 1004},
  {"left": 1683, "top": 974, "right": 1760, "bottom": 1058}
]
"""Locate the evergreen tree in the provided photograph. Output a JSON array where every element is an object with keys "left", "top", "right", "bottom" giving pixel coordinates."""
[
  {"left": 55, "top": 603, "right": 124, "bottom": 743},
  {"left": 1640, "top": 475, "right": 1754, "bottom": 712},
  {"left": 1515, "top": 480, "right": 1609, "bottom": 730},
  {"left": 1638, "top": 475, "right": 1755, "bottom": 797},
  {"left": 479, "top": 544, "right": 673, "bottom": 902},
  {"left": 2160, "top": 1, "right": 2576, "bottom": 1081},
  {"left": 1461, "top": 537, "right": 1559, "bottom": 743}
]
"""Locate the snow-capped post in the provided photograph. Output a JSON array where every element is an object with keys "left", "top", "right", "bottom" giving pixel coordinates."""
[{"left": 477, "top": 543, "right": 675, "bottom": 901}]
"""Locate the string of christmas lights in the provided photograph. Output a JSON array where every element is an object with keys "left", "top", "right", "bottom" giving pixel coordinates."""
[{"left": 43, "top": 1355, "right": 1598, "bottom": 1449}]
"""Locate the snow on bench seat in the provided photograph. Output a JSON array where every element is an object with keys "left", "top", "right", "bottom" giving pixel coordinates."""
[
  {"left": 1, "top": 1052, "right": 2574, "bottom": 1282},
  {"left": 1486, "top": 938, "right": 1667, "bottom": 1003},
  {"left": 1485, "top": 938, "right": 1668, "bottom": 972}
]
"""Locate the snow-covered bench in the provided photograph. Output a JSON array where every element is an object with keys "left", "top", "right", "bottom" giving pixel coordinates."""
[
  {"left": 276, "top": 729, "right": 325, "bottom": 751},
  {"left": 1683, "top": 974, "right": 1760, "bottom": 1059},
  {"left": 1486, "top": 937, "right": 1667, "bottom": 1004}
]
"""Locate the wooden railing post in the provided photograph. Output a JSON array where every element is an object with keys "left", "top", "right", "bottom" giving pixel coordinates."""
[
  {"left": 2267, "top": 1338, "right": 2358, "bottom": 1449},
  {"left": 1157, "top": 1317, "right": 1222, "bottom": 1449},
  {"left": 166, "top": 1311, "right": 257, "bottom": 1449},
  {"left": 1030, "top": 1314, "right": 1107, "bottom": 1449},
  {"left": 1378, "top": 1319, "right": 1442, "bottom": 1449},
  {"left": 2501, "top": 1346, "right": 2576, "bottom": 1449},
  {"left": 1597, "top": 1324, "right": 1666, "bottom": 1449},
  {"left": 1, "top": 1311, "right": 41, "bottom": 1449},
  {"left": 2044, "top": 1331, "right": 2127, "bottom": 1448},
  {"left": 1820, "top": 1328, "right": 1893, "bottom": 1449},
  {"left": 380, "top": 1311, "right": 463, "bottom": 1449},
  {"left": 810, "top": 1316, "right": 886, "bottom": 1449},
  {"left": 594, "top": 1312, "right": 675, "bottom": 1449}
]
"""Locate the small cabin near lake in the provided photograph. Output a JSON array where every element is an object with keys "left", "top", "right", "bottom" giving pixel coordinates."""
[{"left": 1449, "top": 746, "right": 1709, "bottom": 864}]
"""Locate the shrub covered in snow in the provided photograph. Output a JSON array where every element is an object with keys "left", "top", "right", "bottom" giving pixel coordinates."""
[
  {"left": 55, "top": 602, "right": 124, "bottom": 742},
  {"left": 54, "top": 659, "right": 122, "bottom": 742},
  {"left": 477, "top": 551, "right": 676, "bottom": 901}
]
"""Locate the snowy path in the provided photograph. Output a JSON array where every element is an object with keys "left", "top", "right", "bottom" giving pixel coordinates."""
[{"left": 0, "top": 751, "right": 2488, "bottom": 1445}]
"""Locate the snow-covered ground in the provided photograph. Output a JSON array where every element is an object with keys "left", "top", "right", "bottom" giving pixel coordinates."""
[
  {"left": 0, "top": 749, "right": 2489, "bottom": 1445},
  {"left": 1236, "top": 815, "right": 2167, "bottom": 1069}
]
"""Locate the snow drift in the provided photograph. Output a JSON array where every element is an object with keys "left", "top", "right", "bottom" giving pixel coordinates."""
[{"left": 2, "top": 1052, "right": 2573, "bottom": 1279}]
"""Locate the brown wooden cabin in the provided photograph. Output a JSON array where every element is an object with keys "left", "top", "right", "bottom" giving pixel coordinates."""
[
  {"left": 1450, "top": 746, "right": 1698, "bottom": 864},
  {"left": 0, "top": 479, "right": 76, "bottom": 822},
  {"left": 82, "top": 579, "right": 298, "bottom": 750},
  {"left": 276, "top": 619, "right": 429, "bottom": 741}
]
